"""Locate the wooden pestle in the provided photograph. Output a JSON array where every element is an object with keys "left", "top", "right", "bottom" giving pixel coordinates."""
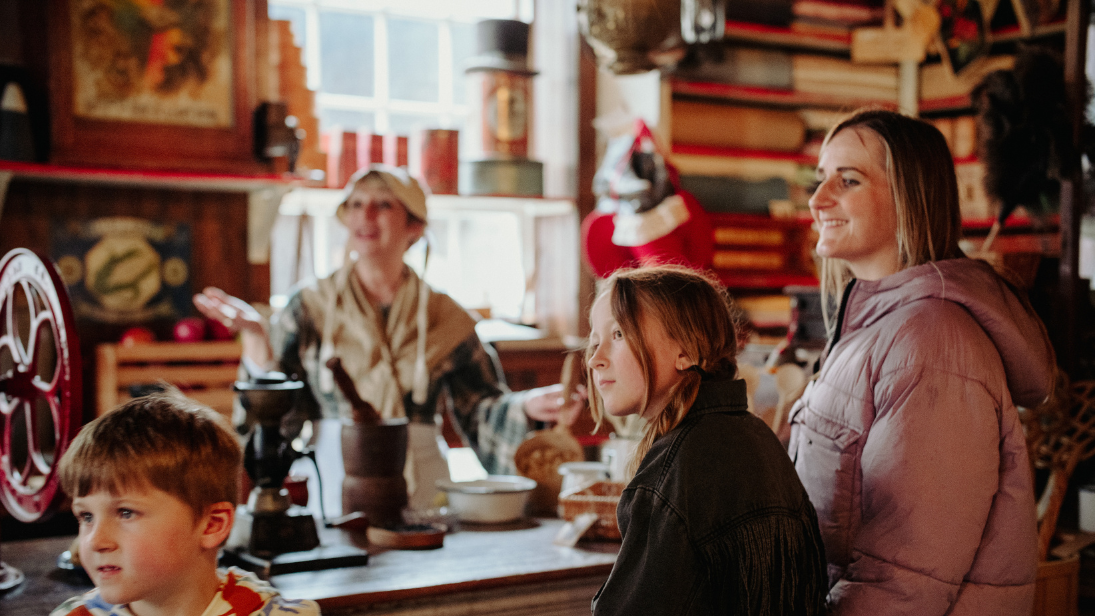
[
  {"left": 326, "top": 357, "right": 381, "bottom": 424},
  {"left": 557, "top": 350, "right": 585, "bottom": 433}
]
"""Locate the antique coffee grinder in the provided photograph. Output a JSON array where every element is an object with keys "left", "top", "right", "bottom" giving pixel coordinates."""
[
  {"left": 223, "top": 373, "right": 369, "bottom": 576},
  {"left": 232, "top": 374, "right": 319, "bottom": 555}
]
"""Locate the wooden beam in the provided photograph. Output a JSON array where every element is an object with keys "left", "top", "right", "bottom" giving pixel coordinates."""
[
  {"left": 1056, "top": 0, "right": 1089, "bottom": 375},
  {"left": 576, "top": 38, "right": 598, "bottom": 338}
]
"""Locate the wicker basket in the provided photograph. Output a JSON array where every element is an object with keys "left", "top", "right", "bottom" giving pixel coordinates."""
[{"left": 558, "top": 481, "right": 625, "bottom": 541}]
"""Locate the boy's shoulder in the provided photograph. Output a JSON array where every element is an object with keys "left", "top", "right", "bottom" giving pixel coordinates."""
[
  {"left": 213, "top": 567, "right": 321, "bottom": 616},
  {"left": 50, "top": 568, "right": 320, "bottom": 616},
  {"left": 50, "top": 589, "right": 131, "bottom": 616}
]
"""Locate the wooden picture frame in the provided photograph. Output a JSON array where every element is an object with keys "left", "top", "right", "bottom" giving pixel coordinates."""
[{"left": 47, "top": 0, "right": 269, "bottom": 174}]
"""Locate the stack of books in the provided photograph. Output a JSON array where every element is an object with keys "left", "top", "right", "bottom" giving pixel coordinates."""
[
  {"left": 792, "top": 54, "right": 899, "bottom": 102},
  {"left": 790, "top": 0, "right": 885, "bottom": 39}
]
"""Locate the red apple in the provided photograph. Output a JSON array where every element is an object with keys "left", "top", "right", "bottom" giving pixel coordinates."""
[
  {"left": 119, "top": 326, "right": 155, "bottom": 346},
  {"left": 173, "top": 317, "right": 207, "bottom": 343},
  {"left": 205, "top": 317, "right": 235, "bottom": 341}
]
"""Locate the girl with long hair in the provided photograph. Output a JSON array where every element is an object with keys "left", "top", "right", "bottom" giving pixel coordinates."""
[{"left": 588, "top": 265, "right": 827, "bottom": 615}]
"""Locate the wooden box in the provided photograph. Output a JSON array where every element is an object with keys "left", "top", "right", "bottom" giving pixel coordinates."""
[{"left": 96, "top": 341, "right": 242, "bottom": 418}]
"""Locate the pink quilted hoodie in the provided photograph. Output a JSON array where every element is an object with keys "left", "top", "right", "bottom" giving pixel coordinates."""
[{"left": 788, "top": 258, "right": 1053, "bottom": 616}]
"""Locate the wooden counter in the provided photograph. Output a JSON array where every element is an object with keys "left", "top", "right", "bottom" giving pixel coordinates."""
[
  {"left": 1, "top": 417, "right": 618, "bottom": 615},
  {"left": 1, "top": 520, "right": 617, "bottom": 616}
]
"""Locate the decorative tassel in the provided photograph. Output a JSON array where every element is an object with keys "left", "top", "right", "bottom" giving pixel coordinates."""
[{"left": 411, "top": 243, "right": 431, "bottom": 405}]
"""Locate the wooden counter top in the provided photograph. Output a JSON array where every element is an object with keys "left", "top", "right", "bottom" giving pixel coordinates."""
[
  {"left": 2, "top": 417, "right": 618, "bottom": 615},
  {"left": 0, "top": 520, "right": 617, "bottom": 616},
  {"left": 273, "top": 519, "right": 617, "bottom": 613}
]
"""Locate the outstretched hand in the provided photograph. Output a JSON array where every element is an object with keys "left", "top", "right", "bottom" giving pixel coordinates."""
[
  {"left": 193, "top": 287, "right": 274, "bottom": 368},
  {"left": 193, "top": 287, "right": 265, "bottom": 337},
  {"left": 524, "top": 383, "right": 588, "bottom": 426}
]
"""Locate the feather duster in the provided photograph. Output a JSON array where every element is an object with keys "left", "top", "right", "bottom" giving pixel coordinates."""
[{"left": 971, "top": 46, "right": 1074, "bottom": 248}]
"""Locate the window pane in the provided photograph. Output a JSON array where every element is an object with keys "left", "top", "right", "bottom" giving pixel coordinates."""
[
  {"left": 389, "top": 19, "right": 438, "bottom": 102},
  {"left": 319, "top": 108, "right": 375, "bottom": 133},
  {"left": 268, "top": 4, "right": 307, "bottom": 49},
  {"left": 387, "top": 113, "right": 437, "bottom": 134},
  {"left": 320, "top": 12, "right": 374, "bottom": 96},
  {"left": 451, "top": 22, "right": 476, "bottom": 105}
]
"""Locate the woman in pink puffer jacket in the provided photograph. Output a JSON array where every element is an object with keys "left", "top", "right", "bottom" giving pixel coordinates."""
[{"left": 788, "top": 109, "right": 1053, "bottom": 615}]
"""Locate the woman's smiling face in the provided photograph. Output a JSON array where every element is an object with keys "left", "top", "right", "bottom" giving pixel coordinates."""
[
  {"left": 341, "top": 176, "right": 424, "bottom": 260},
  {"left": 809, "top": 127, "right": 901, "bottom": 281}
]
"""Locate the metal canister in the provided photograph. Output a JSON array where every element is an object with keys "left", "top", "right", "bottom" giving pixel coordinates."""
[
  {"left": 461, "top": 19, "right": 543, "bottom": 196},
  {"left": 410, "top": 129, "right": 459, "bottom": 195}
]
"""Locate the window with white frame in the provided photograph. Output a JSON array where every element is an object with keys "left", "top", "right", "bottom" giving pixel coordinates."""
[{"left": 268, "top": 0, "right": 534, "bottom": 136}]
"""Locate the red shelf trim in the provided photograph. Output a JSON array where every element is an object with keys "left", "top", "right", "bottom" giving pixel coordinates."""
[
  {"left": 724, "top": 19, "right": 852, "bottom": 46},
  {"left": 671, "top": 78, "right": 898, "bottom": 110},
  {"left": 715, "top": 271, "right": 820, "bottom": 289},
  {"left": 709, "top": 211, "right": 816, "bottom": 225},
  {"left": 960, "top": 214, "right": 1060, "bottom": 231},
  {"left": 1, "top": 160, "right": 296, "bottom": 188},
  {"left": 919, "top": 94, "right": 972, "bottom": 113}
]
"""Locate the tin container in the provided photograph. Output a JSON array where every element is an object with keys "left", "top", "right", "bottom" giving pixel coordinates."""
[
  {"left": 410, "top": 129, "right": 459, "bottom": 194},
  {"left": 465, "top": 70, "right": 531, "bottom": 159}
]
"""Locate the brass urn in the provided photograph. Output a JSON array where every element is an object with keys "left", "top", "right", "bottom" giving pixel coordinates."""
[{"left": 577, "top": 0, "right": 686, "bottom": 74}]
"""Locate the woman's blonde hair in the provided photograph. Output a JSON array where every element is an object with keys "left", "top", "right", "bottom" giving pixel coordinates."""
[
  {"left": 817, "top": 108, "right": 965, "bottom": 325},
  {"left": 587, "top": 265, "right": 740, "bottom": 477},
  {"left": 59, "top": 387, "right": 242, "bottom": 518}
]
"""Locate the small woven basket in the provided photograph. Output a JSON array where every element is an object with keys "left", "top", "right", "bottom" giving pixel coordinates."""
[{"left": 558, "top": 481, "right": 625, "bottom": 541}]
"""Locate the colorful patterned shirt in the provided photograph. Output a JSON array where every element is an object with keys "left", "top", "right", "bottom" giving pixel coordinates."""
[{"left": 50, "top": 567, "right": 320, "bottom": 616}]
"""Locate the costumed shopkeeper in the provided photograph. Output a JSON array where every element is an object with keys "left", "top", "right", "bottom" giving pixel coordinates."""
[{"left": 194, "top": 164, "right": 584, "bottom": 508}]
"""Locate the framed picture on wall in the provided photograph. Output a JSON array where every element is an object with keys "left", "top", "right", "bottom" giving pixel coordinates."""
[{"left": 47, "top": 0, "right": 268, "bottom": 173}]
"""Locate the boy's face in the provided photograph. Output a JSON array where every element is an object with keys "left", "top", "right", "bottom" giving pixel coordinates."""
[{"left": 72, "top": 484, "right": 222, "bottom": 610}]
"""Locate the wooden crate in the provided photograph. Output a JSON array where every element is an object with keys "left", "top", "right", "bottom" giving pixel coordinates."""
[{"left": 96, "top": 341, "right": 243, "bottom": 418}]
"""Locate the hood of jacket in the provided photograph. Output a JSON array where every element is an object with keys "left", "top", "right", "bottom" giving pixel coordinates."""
[{"left": 838, "top": 258, "right": 1053, "bottom": 408}]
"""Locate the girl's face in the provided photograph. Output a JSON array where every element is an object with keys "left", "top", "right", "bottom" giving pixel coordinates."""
[
  {"left": 587, "top": 293, "right": 686, "bottom": 418},
  {"left": 809, "top": 127, "right": 902, "bottom": 281},
  {"left": 342, "top": 177, "right": 424, "bottom": 260}
]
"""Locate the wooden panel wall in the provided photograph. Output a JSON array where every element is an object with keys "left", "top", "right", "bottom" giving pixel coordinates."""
[{"left": 0, "top": 180, "right": 267, "bottom": 421}]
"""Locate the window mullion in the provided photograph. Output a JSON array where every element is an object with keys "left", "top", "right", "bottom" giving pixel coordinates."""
[
  {"left": 375, "top": 12, "right": 390, "bottom": 133},
  {"left": 305, "top": 4, "right": 322, "bottom": 91}
]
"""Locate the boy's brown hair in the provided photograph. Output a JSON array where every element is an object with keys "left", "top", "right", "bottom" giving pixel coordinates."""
[{"left": 59, "top": 387, "right": 242, "bottom": 517}]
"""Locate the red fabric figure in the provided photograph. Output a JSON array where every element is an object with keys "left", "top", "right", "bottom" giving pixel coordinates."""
[{"left": 581, "top": 119, "right": 713, "bottom": 279}]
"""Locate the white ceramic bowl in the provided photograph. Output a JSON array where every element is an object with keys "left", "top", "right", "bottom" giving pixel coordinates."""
[{"left": 436, "top": 475, "right": 536, "bottom": 523}]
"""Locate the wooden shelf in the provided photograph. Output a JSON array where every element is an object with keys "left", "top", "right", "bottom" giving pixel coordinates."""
[
  {"left": 671, "top": 78, "right": 896, "bottom": 110},
  {"left": 723, "top": 20, "right": 851, "bottom": 52},
  {"left": 920, "top": 94, "right": 974, "bottom": 114},
  {"left": 990, "top": 20, "right": 1067, "bottom": 43},
  {"left": 671, "top": 143, "right": 816, "bottom": 164},
  {"left": 716, "top": 271, "right": 820, "bottom": 289},
  {"left": 961, "top": 213, "right": 1060, "bottom": 234},
  {"left": 0, "top": 160, "right": 304, "bottom": 193}
]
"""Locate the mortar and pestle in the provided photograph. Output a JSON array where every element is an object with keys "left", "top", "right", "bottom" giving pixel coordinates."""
[{"left": 327, "top": 357, "right": 409, "bottom": 529}]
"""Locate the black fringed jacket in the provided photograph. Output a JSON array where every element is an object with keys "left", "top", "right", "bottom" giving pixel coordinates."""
[{"left": 592, "top": 378, "right": 828, "bottom": 615}]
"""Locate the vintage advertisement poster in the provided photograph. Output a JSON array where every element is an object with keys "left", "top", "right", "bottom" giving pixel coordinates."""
[
  {"left": 51, "top": 217, "right": 192, "bottom": 324},
  {"left": 68, "top": 0, "right": 233, "bottom": 128}
]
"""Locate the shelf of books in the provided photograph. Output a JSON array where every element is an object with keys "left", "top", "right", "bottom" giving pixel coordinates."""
[
  {"left": 723, "top": 20, "right": 851, "bottom": 52},
  {"left": 707, "top": 212, "right": 819, "bottom": 291}
]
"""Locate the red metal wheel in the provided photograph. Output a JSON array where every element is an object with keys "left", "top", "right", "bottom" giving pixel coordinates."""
[{"left": 0, "top": 249, "right": 82, "bottom": 523}]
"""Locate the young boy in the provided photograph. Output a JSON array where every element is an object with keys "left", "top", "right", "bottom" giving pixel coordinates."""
[{"left": 51, "top": 388, "right": 320, "bottom": 616}]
